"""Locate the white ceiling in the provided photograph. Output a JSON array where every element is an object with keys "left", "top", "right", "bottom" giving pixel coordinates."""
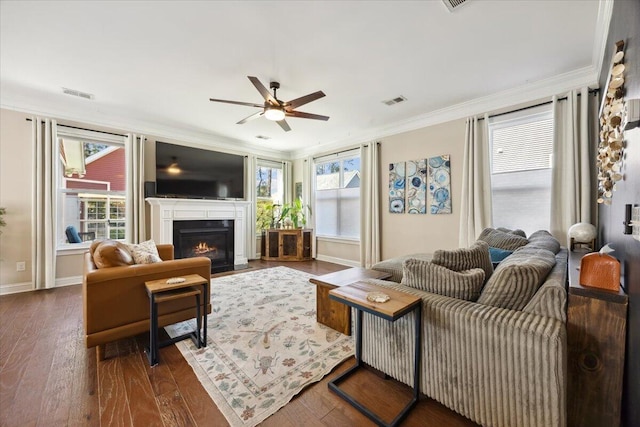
[{"left": 0, "top": 1, "right": 605, "bottom": 157}]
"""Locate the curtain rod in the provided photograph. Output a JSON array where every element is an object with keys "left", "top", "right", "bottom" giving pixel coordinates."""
[
  {"left": 477, "top": 88, "right": 599, "bottom": 121},
  {"left": 25, "top": 118, "right": 126, "bottom": 137}
]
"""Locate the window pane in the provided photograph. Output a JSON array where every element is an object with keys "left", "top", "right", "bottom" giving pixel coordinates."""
[
  {"left": 316, "top": 189, "right": 338, "bottom": 236},
  {"left": 316, "top": 161, "right": 340, "bottom": 190},
  {"left": 255, "top": 163, "right": 283, "bottom": 233},
  {"left": 342, "top": 157, "right": 360, "bottom": 189},
  {"left": 58, "top": 137, "right": 127, "bottom": 244}
]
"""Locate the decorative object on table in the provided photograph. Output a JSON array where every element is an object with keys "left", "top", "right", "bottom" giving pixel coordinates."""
[
  {"left": 597, "top": 40, "right": 626, "bottom": 206},
  {"left": 428, "top": 154, "right": 452, "bottom": 214},
  {"left": 366, "top": 291, "right": 390, "bottom": 303},
  {"left": 389, "top": 162, "right": 406, "bottom": 213},
  {"left": 406, "top": 159, "right": 427, "bottom": 214},
  {"left": 579, "top": 244, "right": 620, "bottom": 292},
  {"left": 166, "top": 277, "right": 186, "bottom": 284},
  {"left": 165, "top": 267, "right": 353, "bottom": 427},
  {"left": 568, "top": 222, "right": 597, "bottom": 251}
]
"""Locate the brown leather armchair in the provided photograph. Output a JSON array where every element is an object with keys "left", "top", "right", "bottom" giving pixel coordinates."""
[{"left": 83, "top": 243, "right": 211, "bottom": 360}]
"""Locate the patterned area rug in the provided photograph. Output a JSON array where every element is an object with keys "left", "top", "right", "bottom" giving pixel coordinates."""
[{"left": 165, "top": 266, "right": 354, "bottom": 427}]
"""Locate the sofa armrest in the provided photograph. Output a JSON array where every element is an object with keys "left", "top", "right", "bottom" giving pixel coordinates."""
[{"left": 360, "top": 281, "right": 566, "bottom": 427}]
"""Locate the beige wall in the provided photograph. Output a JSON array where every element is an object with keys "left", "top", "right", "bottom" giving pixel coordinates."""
[
  {"left": 0, "top": 109, "right": 34, "bottom": 287},
  {"left": 379, "top": 118, "right": 466, "bottom": 259}
]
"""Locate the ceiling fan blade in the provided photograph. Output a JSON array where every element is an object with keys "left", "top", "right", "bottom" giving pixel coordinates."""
[
  {"left": 285, "top": 91, "right": 326, "bottom": 110},
  {"left": 276, "top": 119, "right": 291, "bottom": 132},
  {"left": 237, "top": 111, "right": 264, "bottom": 124},
  {"left": 209, "top": 98, "right": 263, "bottom": 108},
  {"left": 248, "top": 76, "right": 278, "bottom": 105},
  {"left": 285, "top": 110, "right": 330, "bottom": 121}
]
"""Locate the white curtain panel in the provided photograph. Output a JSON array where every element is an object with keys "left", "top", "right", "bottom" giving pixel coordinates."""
[
  {"left": 360, "top": 142, "right": 381, "bottom": 268},
  {"left": 32, "top": 118, "right": 57, "bottom": 290},
  {"left": 550, "top": 87, "right": 594, "bottom": 244},
  {"left": 282, "top": 160, "right": 292, "bottom": 203},
  {"left": 459, "top": 115, "right": 492, "bottom": 247},
  {"left": 303, "top": 156, "right": 316, "bottom": 258},
  {"left": 125, "top": 133, "right": 145, "bottom": 243},
  {"left": 245, "top": 155, "right": 257, "bottom": 258}
]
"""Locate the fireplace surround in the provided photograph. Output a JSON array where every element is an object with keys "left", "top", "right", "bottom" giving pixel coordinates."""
[{"left": 146, "top": 198, "right": 250, "bottom": 271}]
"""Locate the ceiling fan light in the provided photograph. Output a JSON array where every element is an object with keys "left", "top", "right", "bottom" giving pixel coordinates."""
[{"left": 264, "top": 106, "right": 285, "bottom": 121}]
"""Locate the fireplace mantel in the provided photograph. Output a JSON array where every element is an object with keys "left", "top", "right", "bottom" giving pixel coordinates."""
[{"left": 146, "top": 198, "right": 251, "bottom": 267}]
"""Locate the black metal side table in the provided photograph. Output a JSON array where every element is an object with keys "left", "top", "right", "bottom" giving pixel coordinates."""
[
  {"left": 328, "top": 281, "right": 422, "bottom": 427},
  {"left": 144, "top": 274, "right": 209, "bottom": 366}
]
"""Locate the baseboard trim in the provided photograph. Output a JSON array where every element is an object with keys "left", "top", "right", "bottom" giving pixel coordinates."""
[
  {"left": 55, "top": 276, "right": 82, "bottom": 287},
  {"left": 315, "top": 254, "right": 360, "bottom": 268},
  {"left": 0, "top": 282, "right": 34, "bottom": 295}
]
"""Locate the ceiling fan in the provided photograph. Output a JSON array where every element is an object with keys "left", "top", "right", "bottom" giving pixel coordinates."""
[{"left": 209, "top": 76, "right": 329, "bottom": 132}]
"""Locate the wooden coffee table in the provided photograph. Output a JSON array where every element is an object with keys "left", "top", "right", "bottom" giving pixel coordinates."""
[{"left": 309, "top": 267, "right": 391, "bottom": 335}]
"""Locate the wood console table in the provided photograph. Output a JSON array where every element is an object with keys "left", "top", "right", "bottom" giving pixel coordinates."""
[
  {"left": 261, "top": 228, "right": 312, "bottom": 261},
  {"left": 567, "top": 250, "right": 628, "bottom": 427}
]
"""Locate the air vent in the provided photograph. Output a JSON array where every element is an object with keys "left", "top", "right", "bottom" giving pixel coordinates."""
[
  {"left": 255, "top": 135, "right": 271, "bottom": 140},
  {"left": 62, "top": 87, "right": 94, "bottom": 100},
  {"left": 383, "top": 96, "right": 407, "bottom": 106},
  {"left": 442, "top": 0, "right": 469, "bottom": 12}
]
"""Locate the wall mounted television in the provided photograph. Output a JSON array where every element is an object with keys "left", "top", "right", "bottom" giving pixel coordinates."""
[{"left": 155, "top": 141, "right": 245, "bottom": 200}]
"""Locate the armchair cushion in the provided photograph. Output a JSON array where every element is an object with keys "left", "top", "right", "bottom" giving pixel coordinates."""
[
  {"left": 401, "top": 259, "right": 485, "bottom": 301},
  {"left": 126, "top": 239, "right": 162, "bottom": 264},
  {"left": 92, "top": 240, "right": 134, "bottom": 269}
]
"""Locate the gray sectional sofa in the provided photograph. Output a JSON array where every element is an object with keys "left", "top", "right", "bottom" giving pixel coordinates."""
[{"left": 366, "top": 229, "right": 567, "bottom": 427}]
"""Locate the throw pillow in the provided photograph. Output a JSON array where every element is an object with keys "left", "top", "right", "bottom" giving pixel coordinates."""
[
  {"left": 126, "top": 239, "right": 162, "bottom": 264},
  {"left": 478, "top": 228, "right": 529, "bottom": 251},
  {"left": 477, "top": 247, "right": 556, "bottom": 310},
  {"left": 92, "top": 240, "right": 134, "bottom": 268},
  {"left": 401, "top": 259, "right": 485, "bottom": 301},
  {"left": 496, "top": 227, "right": 527, "bottom": 238},
  {"left": 489, "top": 247, "right": 513, "bottom": 263},
  {"left": 432, "top": 240, "right": 493, "bottom": 282}
]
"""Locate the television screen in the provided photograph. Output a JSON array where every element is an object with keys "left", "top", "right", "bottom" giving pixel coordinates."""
[{"left": 155, "top": 141, "right": 245, "bottom": 200}]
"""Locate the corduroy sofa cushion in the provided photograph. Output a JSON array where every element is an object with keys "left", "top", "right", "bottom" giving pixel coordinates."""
[
  {"left": 478, "top": 227, "right": 529, "bottom": 251},
  {"left": 477, "top": 247, "right": 556, "bottom": 310},
  {"left": 432, "top": 240, "right": 493, "bottom": 282},
  {"left": 372, "top": 253, "right": 433, "bottom": 283},
  {"left": 496, "top": 227, "right": 527, "bottom": 238},
  {"left": 401, "top": 259, "right": 485, "bottom": 301},
  {"left": 523, "top": 230, "right": 561, "bottom": 254}
]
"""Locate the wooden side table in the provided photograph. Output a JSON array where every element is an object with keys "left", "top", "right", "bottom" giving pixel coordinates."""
[
  {"left": 144, "top": 274, "right": 209, "bottom": 366},
  {"left": 328, "top": 281, "right": 422, "bottom": 427},
  {"left": 310, "top": 268, "right": 392, "bottom": 335},
  {"left": 567, "top": 251, "right": 628, "bottom": 427}
]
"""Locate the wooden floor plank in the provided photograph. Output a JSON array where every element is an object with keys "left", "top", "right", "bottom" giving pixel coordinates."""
[{"left": 0, "top": 259, "right": 480, "bottom": 427}]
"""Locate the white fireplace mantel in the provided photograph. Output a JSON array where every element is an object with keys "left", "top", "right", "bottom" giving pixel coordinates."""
[{"left": 146, "top": 198, "right": 251, "bottom": 266}]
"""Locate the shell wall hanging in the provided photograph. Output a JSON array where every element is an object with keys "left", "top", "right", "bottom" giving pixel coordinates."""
[{"left": 597, "top": 40, "right": 626, "bottom": 205}]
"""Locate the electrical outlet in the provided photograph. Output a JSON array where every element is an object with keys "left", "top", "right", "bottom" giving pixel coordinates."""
[{"left": 16, "top": 261, "right": 26, "bottom": 272}]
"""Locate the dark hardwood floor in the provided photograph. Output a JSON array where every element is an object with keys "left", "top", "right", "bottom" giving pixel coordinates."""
[{"left": 0, "top": 260, "right": 478, "bottom": 426}]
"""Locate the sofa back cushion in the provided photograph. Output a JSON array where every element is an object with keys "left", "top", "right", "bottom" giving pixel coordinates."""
[
  {"left": 524, "top": 230, "right": 561, "bottom": 254},
  {"left": 432, "top": 240, "right": 493, "bottom": 282},
  {"left": 496, "top": 227, "right": 527, "bottom": 238},
  {"left": 522, "top": 249, "right": 568, "bottom": 321},
  {"left": 477, "top": 247, "right": 556, "bottom": 310},
  {"left": 478, "top": 228, "right": 529, "bottom": 251},
  {"left": 372, "top": 253, "right": 433, "bottom": 283},
  {"left": 402, "top": 259, "right": 485, "bottom": 301},
  {"left": 92, "top": 240, "right": 134, "bottom": 269}
]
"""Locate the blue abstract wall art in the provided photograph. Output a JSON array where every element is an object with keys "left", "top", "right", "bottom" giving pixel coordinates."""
[
  {"left": 406, "top": 159, "right": 427, "bottom": 214},
  {"left": 389, "top": 162, "right": 405, "bottom": 213},
  {"left": 428, "top": 154, "right": 452, "bottom": 214}
]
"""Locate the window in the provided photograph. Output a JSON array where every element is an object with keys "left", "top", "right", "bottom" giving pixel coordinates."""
[
  {"left": 255, "top": 160, "right": 284, "bottom": 232},
  {"left": 57, "top": 131, "right": 127, "bottom": 246},
  {"left": 314, "top": 153, "right": 360, "bottom": 239},
  {"left": 489, "top": 107, "right": 553, "bottom": 235}
]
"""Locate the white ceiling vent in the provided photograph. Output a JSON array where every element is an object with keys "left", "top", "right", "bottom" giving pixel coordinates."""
[
  {"left": 62, "top": 87, "right": 94, "bottom": 100},
  {"left": 442, "top": 0, "right": 469, "bottom": 12},
  {"left": 383, "top": 96, "right": 407, "bottom": 106}
]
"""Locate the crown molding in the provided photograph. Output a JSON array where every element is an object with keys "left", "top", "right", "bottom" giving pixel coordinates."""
[
  {"left": 592, "top": 0, "right": 614, "bottom": 81},
  {"left": 290, "top": 64, "right": 599, "bottom": 159},
  {"left": 0, "top": 87, "right": 290, "bottom": 160}
]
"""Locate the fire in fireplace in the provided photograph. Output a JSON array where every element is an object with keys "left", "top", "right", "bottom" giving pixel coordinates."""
[{"left": 173, "top": 219, "right": 234, "bottom": 273}]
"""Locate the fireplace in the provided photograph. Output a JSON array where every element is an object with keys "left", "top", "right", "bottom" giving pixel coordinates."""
[{"left": 173, "top": 219, "right": 234, "bottom": 273}]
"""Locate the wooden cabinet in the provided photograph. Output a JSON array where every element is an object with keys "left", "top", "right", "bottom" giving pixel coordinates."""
[
  {"left": 567, "top": 251, "right": 628, "bottom": 427},
  {"left": 260, "top": 228, "right": 312, "bottom": 261}
]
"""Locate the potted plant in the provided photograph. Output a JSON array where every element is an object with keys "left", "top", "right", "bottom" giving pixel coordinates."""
[{"left": 263, "top": 198, "right": 311, "bottom": 229}]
